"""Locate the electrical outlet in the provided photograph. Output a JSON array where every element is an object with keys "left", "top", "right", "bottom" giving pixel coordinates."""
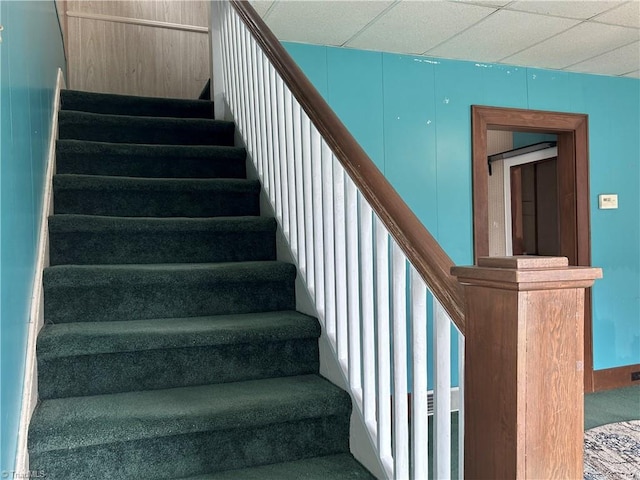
[{"left": 632, "top": 371, "right": 640, "bottom": 381}]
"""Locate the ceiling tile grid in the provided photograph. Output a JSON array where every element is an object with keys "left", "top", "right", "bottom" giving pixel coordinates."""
[{"left": 253, "top": 0, "right": 640, "bottom": 77}]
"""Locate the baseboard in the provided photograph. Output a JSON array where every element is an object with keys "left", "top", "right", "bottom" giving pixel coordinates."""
[
  {"left": 15, "top": 68, "right": 66, "bottom": 473},
  {"left": 593, "top": 364, "right": 640, "bottom": 391}
]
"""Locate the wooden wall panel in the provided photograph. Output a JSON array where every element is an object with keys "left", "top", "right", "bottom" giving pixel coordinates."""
[{"left": 65, "top": 0, "right": 209, "bottom": 99}]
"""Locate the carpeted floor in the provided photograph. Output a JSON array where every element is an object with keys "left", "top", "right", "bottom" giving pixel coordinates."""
[{"left": 585, "top": 385, "right": 640, "bottom": 430}]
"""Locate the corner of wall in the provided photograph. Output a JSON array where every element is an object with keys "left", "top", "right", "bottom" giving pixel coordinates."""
[{"left": 14, "top": 68, "right": 66, "bottom": 474}]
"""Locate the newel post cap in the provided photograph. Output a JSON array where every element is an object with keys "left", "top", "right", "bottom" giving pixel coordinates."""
[{"left": 451, "top": 256, "right": 602, "bottom": 291}]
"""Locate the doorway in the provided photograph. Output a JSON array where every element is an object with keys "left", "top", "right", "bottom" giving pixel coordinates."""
[{"left": 471, "top": 105, "right": 594, "bottom": 392}]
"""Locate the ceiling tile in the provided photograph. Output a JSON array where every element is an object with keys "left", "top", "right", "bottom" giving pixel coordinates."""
[
  {"left": 263, "top": 1, "right": 393, "bottom": 46},
  {"left": 346, "top": 1, "right": 496, "bottom": 54},
  {"left": 506, "top": 1, "right": 623, "bottom": 19},
  {"left": 503, "top": 22, "right": 639, "bottom": 68},
  {"left": 427, "top": 10, "right": 580, "bottom": 62},
  {"left": 565, "top": 41, "right": 640, "bottom": 75},
  {"left": 592, "top": 1, "right": 640, "bottom": 28},
  {"left": 249, "top": 0, "right": 274, "bottom": 17}
]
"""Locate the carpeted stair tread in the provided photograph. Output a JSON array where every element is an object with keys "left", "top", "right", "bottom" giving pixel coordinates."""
[
  {"left": 28, "top": 374, "right": 350, "bottom": 453},
  {"left": 180, "top": 453, "right": 375, "bottom": 479},
  {"left": 56, "top": 140, "right": 246, "bottom": 178},
  {"left": 58, "top": 110, "right": 234, "bottom": 146},
  {"left": 61, "top": 89, "right": 214, "bottom": 118},
  {"left": 49, "top": 215, "right": 276, "bottom": 265},
  {"left": 38, "top": 311, "right": 319, "bottom": 359},
  {"left": 43, "top": 261, "right": 297, "bottom": 323},
  {"left": 37, "top": 311, "right": 320, "bottom": 399},
  {"left": 53, "top": 175, "right": 260, "bottom": 217}
]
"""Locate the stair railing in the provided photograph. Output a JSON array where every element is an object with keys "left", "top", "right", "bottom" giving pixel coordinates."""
[
  {"left": 211, "top": 4, "right": 604, "bottom": 480},
  {"left": 211, "top": 2, "right": 466, "bottom": 478}
]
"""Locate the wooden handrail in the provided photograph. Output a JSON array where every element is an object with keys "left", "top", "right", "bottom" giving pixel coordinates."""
[{"left": 230, "top": 0, "right": 465, "bottom": 334}]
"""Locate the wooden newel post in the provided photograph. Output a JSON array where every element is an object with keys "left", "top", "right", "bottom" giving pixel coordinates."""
[{"left": 451, "top": 256, "right": 602, "bottom": 480}]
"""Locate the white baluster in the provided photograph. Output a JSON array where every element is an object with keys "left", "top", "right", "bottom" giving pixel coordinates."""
[
  {"left": 345, "top": 176, "right": 362, "bottom": 406},
  {"left": 301, "top": 113, "right": 315, "bottom": 294},
  {"left": 284, "top": 91, "right": 297, "bottom": 252},
  {"left": 267, "top": 65, "right": 278, "bottom": 205},
  {"left": 293, "top": 102, "right": 306, "bottom": 275},
  {"left": 434, "top": 298, "right": 452, "bottom": 479},
  {"left": 375, "top": 216, "right": 392, "bottom": 476},
  {"left": 411, "top": 268, "right": 428, "bottom": 480},
  {"left": 278, "top": 77, "right": 291, "bottom": 233},
  {"left": 392, "top": 242, "right": 409, "bottom": 479},
  {"left": 322, "top": 143, "right": 336, "bottom": 342},
  {"left": 256, "top": 50, "right": 273, "bottom": 194},
  {"left": 311, "top": 129, "right": 325, "bottom": 317},
  {"left": 248, "top": 40, "right": 257, "bottom": 170},
  {"left": 360, "top": 198, "right": 376, "bottom": 433},
  {"left": 458, "top": 333, "right": 465, "bottom": 480},
  {"left": 260, "top": 54, "right": 271, "bottom": 195},
  {"left": 333, "top": 157, "right": 348, "bottom": 369}
]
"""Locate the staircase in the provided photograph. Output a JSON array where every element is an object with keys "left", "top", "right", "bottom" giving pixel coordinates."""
[{"left": 27, "top": 90, "right": 375, "bottom": 479}]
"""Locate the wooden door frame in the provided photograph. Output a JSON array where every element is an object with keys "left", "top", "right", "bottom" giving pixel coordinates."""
[{"left": 471, "top": 105, "right": 594, "bottom": 392}]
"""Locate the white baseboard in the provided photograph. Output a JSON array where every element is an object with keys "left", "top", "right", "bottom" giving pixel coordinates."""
[{"left": 15, "top": 68, "right": 65, "bottom": 474}]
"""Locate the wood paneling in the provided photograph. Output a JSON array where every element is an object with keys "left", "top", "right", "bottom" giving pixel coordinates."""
[{"left": 65, "top": 0, "right": 209, "bottom": 98}]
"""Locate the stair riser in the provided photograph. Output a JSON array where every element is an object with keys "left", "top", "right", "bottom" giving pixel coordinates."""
[
  {"left": 58, "top": 112, "right": 234, "bottom": 146},
  {"left": 38, "top": 339, "right": 319, "bottom": 399},
  {"left": 61, "top": 91, "right": 214, "bottom": 118},
  {"left": 56, "top": 142, "right": 246, "bottom": 179},
  {"left": 29, "top": 415, "right": 350, "bottom": 480},
  {"left": 49, "top": 231, "right": 276, "bottom": 265},
  {"left": 53, "top": 189, "right": 260, "bottom": 217},
  {"left": 45, "top": 279, "right": 295, "bottom": 323}
]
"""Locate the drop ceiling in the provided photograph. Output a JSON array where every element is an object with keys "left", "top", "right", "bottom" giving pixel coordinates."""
[{"left": 250, "top": 0, "right": 640, "bottom": 78}]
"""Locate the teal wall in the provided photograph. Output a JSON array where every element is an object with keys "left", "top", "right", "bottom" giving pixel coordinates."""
[
  {"left": 0, "top": 1, "right": 65, "bottom": 472},
  {"left": 285, "top": 42, "right": 640, "bottom": 372}
]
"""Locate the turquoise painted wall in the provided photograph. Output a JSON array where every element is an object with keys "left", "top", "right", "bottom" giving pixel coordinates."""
[
  {"left": 0, "top": 1, "right": 65, "bottom": 472},
  {"left": 284, "top": 42, "right": 640, "bottom": 372}
]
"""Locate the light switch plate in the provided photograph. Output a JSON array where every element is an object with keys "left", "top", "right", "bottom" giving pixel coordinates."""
[{"left": 598, "top": 194, "right": 618, "bottom": 209}]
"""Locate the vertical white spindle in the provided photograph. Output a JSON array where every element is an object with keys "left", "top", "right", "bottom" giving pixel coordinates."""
[
  {"left": 311, "top": 130, "right": 325, "bottom": 316},
  {"left": 267, "top": 64, "right": 278, "bottom": 203},
  {"left": 434, "top": 299, "right": 452, "bottom": 480},
  {"left": 256, "top": 50, "right": 272, "bottom": 194},
  {"left": 392, "top": 242, "right": 409, "bottom": 479},
  {"left": 322, "top": 144, "right": 336, "bottom": 342},
  {"left": 345, "top": 176, "right": 362, "bottom": 406},
  {"left": 247, "top": 39, "right": 259, "bottom": 163},
  {"left": 458, "top": 333, "right": 465, "bottom": 479},
  {"left": 375, "top": 216, "right": 392, "bottom": 475},
  {"left": 284, "top": 91, "right": 297, "bottom": 252},
  {"left": 293, "top": 102, "right": 306, "bottom": 275},
  {"left": 212, "top": 4, "right": 231, "bottom": 120},
  {"left": 228, "top": 16, "right": 239, "bottom": 120},
  {"left": 238, "top": 27, "right": 249, "bottom": 138},
  {"left": 333, "top": 157, "right": 348, "bottom": 369},
  {"left": 236, "top": 19, "right": 247, "bottom": 137},
  {"left": 276, "top": 77, "right": 287, "bottom": 230},
  {"left": 270, "top": 73, "right": 282, "bottom": 220},
  {"left": 411, "top": 268, "right": 428, "bottom": 480},
  {"left": 278, "top": 85, "right": 293, "bottom": 242},
  {"left": 360, "top": 198, "right": 376, "bottom": 433},
  {"left": 301, "top": 114, "right": 315, "bottom": 294},
  {"left": 252, "top": 44, "right": 264, "bottom": 179}
]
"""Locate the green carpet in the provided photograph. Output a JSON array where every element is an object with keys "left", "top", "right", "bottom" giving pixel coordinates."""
[
  {"left": 585, "top": 385, "right": 640, "bottom": 430},
  {"left": 28, "top": 89, "right": 374, "bottom": 479}
]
